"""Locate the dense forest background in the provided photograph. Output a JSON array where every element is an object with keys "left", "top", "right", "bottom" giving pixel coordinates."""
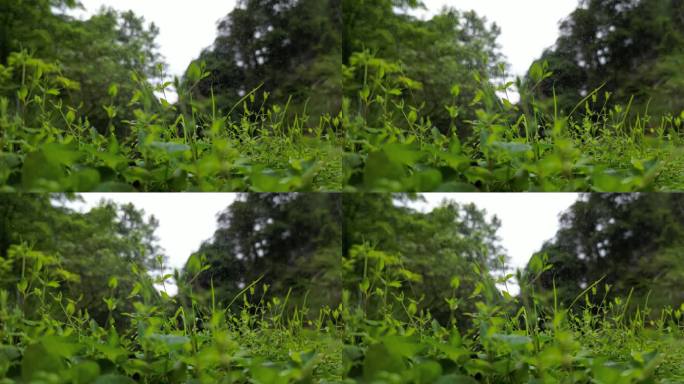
[
  {"left": 9, "top": 0, "right": 682, "bottom": 136},
  {"left": 0, "top": 194, "right": 342, "bottom": 327},
  {"left": 343, "top": 0, "right": 684, "bottom": 132},
  {"left": 342, "top": 193, "right": 684, "bottom": 325},
  {"left": 2, "top": 193, "right": 682, "bottom": 331},
  {"left": 0, "top": 0, "right": 340, "bottom": 137},
  {"left": 534, "top": 193, "right": 684, "bottom": 310}
]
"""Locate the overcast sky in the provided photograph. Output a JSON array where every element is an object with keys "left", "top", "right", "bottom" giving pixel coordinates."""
[{"left": 73, "top": 0, "right": 579, "bottom": 79}]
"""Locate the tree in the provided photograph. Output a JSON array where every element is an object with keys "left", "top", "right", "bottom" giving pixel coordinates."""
[
  {"left": 342, "top": 194, "right": 505, "bottom": 325},
  {"left": 0, "top": 1, "right": 162, "bottom": 135},
  {"left": 0, "top": 194, "right": 163, "bottom": 326},
  {"left": 531, "top": 0, "right": 684, "bottom": 117},
  {"left": 531, "top": 193, "right": 684, "bottom": 311},
  {"left": 342, "top": 0, "right": 505, "bottom": 134},
  {"left": 189, "top": 0, "right": 342, "bottom": 119},
  {"left": 186, "top": 193, "right": 342, "bottom": 311}
]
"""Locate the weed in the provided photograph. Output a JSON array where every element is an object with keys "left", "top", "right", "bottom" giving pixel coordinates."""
[
  {"left": 342, "top": 51, "right": 684, "bottom": 192},
  {"left": 0, "top": 52, "right": 342, "bottom": 192}
]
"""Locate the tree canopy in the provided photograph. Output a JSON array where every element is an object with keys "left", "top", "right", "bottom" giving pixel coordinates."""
[
  {"left": 532, "top": 0, "right": 684, "bottom": 116},
  {"left": 185, "top": 193, "right": 342, "bottom": 311},
  {"left": 531, "top": 193, "right": 684, "bottom": 311},
  {"left": 342, "top": 0, "right": 504, "bottom": 133},
  {"left": 0, "top": 0, "right": 162, "bottom": 135},
  {"left": 342, "top": 194, "right": 505, "bottom": 325},
  {"left": 188, "top": 0, "right": 342, "bottom": 118},
  {"left": 0, "top": 194, "right": 162, "bottom": 326}
]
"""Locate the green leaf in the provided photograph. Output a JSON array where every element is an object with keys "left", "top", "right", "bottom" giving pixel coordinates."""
[
  {"left": 186, "top": 62, "right": 202, "bottom": 82},
  {"left": 186, "top": 253, "right": 203, "bottom": 276},
  {"left": 69, "top": 168, "right": 101, "bottom": 191},
  {"left": 147, "top": 334, "right": 190, "bottom": 350},
  {"left": 450, "top": 84, "right": 461, "bottom": 97},
  {"left": 149, "top": 141, "right": 191, "bottom": 155},
  {"left": 363, "top": 343, "right": 405, "bottom": 381},
  {"left": 490, "top": 141, "right": 532, "bottom": 155},
  {"left": 66, "top": 109, "right": 76, "bottom": 124},
  {"left": 108, "top": 276, "right": 118, "bottom": 289},
  {"left": 69, "top": 361, "right": 101, "bottom": 384},
  {"left": 359, "top": 278, "right": 370, "bottom": 293},
  {"left": 22, "top": 343, "right": 64, "bottom": 381},
  {"left": 108, "top": 83, "right": 119, "bottom": 97},
  {"left": 528, "top": 253, "right": 544, "bottom": 275},
  {"left": 412, "top": 360, "right": 442, "bottom": 384},
  {"left": 450, "top": 276, "right": 461, "bottom": 289},
  {"left": 382, "top": 336, "right": 423, "bottom": 359},
  {"left": 94, "top": 374, "right": 136, "bottom": 384},
  {"left": 383, "top": 143, "right": 423, "bottom": 166},
  {"left": 435, "top": 374, "right": 479, "bottom": 384},
  {"left": 529, "top": 61, "right": 544, "bottom": 83},
  {"left": 363, "top": 151, "right": 406, "bottom": 189},
  {"left": 21, "top": 150, "right": 63, "bottom": 190}
]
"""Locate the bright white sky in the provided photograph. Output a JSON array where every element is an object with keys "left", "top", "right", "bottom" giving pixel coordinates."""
[{"left": 415, "top": 0, "right": 580, "bottom": 76}]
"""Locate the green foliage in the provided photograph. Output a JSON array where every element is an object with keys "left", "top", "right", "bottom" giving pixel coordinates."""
[
  {"left": 532, "top": 193, "right": 684, "bottom": 312},
  {"left": 0, "top": 51, "right": 342, "bottom": 192},
  {"left": 0, "top": 194, "right": 162, "bottom": 325},
  {"left": 343, "top": 1, "right": 504, "bottom": 131},
  {"left": 532, "top": 0, "right": 684, "bottom": 118},
  {"left": 2, "top": 194, "right": 684, "bottom": 382},
  {"left": 0, "top": 247, "right": 343, "bottom": 383},
  {"left": 191, "top": 0, "right": 342, "bottom": 118},
  {"left": 342, "top": 50, "right": 684, "bottom": 191},
  {"left": 185, "top": 193, "right": 342, "bottom": 311},
  {"left": 342, "top": 194, "right": 505, "bottom": 325},
  {"left": 0, "top": 1, "right": 162, "bottom": 132},
  {"left": 341, "top": 219, "right": 684, "bottom": 383},
  {"left": 0, "top": 194, "right": 344, "bottom": 383}
]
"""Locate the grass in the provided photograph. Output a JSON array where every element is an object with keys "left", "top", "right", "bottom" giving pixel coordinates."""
[
  {"left": 0, "top": 244, "right": 344, "bottom": 383},
  {"left": 3, "top": 50, "right": 684, "bottom": 193},
  {"left": 342, "top": 52, "right": 684, "bottom": 192},
  {"left": 0, "top": 51, "right": 342, "bottom": 192},
  {"left": 340, "top": 247, "right": 684, "bottom": 383},
  {"left": 1, "top": 243, "right": 683, "bottom": 383}
]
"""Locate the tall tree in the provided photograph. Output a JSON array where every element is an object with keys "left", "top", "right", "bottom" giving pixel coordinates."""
[
  {"left": 0, "top": 1, "right": 162, "bottom": 135},
  {"left": 189, "top": 0, "right": 342, "bottom": 119},
  {"left": 0, "top": 194, "right": 163, "bottom": 325},
  {"left": 186, "top": 193, "right": 342, "bottom": 310},
  {"left": 342, "top": 0, "right": 505, "bottom": 134},
  {"left": 342, "top": 194, "right": 505, "bottom": 325},
  {"left": 532, "top": 0, "right": 684, "bottom": 116},
  {"left": 531, "top": 193, "right": 684, "bottom": 310}
]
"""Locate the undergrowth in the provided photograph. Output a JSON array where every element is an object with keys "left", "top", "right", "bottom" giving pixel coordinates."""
[
  {"left": 340, "top": 245, "right": 684, "bottom": 383},
  {"left": 342, "top": 51, "right": 684, "bottom": 192},
  {"left": 0, "top": 51, "right": 342, "bottom": 192},
  {"left": 1, "top": 242, "right": 683, "bottom": 383},
  {"left": 0, "top": 244, "right": 343, "bottom": 383}
]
